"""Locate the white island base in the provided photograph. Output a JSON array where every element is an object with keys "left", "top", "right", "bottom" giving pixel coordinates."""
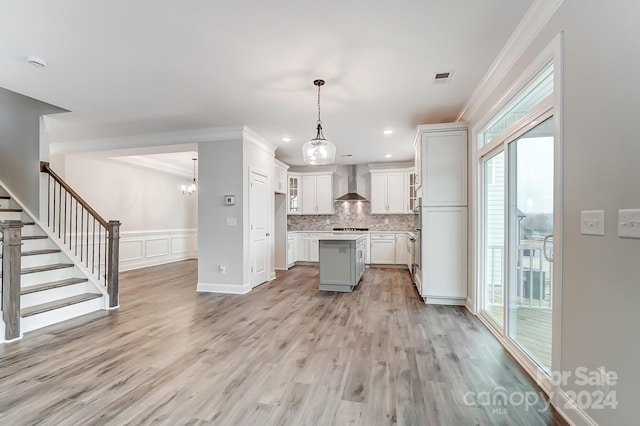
[{"left": 318, "top": 234, "right": 367, "bottom": 292}]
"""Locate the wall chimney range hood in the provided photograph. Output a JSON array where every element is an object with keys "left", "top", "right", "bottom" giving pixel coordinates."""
[{"left": 335, "top": 165, "right": 368, "bottom": 202}]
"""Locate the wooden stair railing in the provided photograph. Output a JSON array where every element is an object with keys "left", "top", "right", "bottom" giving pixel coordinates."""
[
  {"left": 1, "top": 219, "right": 23, "bottom": 340},
  {"left": 40, "top": 162, "right": 120, "bottom": 308}
]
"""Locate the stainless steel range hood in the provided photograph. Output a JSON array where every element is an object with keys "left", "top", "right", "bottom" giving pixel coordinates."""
[{"left": 335, "top": 165, "right": 368, "bottom": 201}]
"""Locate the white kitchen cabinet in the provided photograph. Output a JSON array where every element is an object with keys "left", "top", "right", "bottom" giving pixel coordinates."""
[
  {"left": 395, "top": 233, "right": 409, "bottom": 266},
  {"left": 274, "top": 160, "right": 289, "bottom": 194},
  {"left": 295, "top": 232, "right": 321, "bottom": 262},
  {"left": 370, "top": 233, "right": 396, "bottom": 264},
  {"left": 301, "top": 173, "right": 334, "bottom": 215},
  {"left": 288, "top": 174, "right": 300, "bottom": 214},
  {"left": 414, "top": 123, "right": 468, "bottom": 206},
  {"left": 287, "top": 233, "right": 296, "bottom": 267},
  {"left": 421, "top": 207, "right": 467, "bottom": 305},
  {"left": 369, "top": 165, "right": 416, "bottom": 214}
]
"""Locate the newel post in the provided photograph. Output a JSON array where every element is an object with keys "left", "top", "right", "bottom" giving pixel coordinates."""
[
  {"left": 107, "top": 220, "right": 121, "bottom": 308},
  {"left": 1, "top": 220, "right": 23, "bottom": 340}
]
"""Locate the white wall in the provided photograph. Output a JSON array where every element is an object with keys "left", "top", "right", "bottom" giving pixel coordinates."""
[
  {"left": 467, "top": 1, "right": 640, "bottom": 424},
  {"left": 53, "top": 153, "right": 198, "bottom": 270}
]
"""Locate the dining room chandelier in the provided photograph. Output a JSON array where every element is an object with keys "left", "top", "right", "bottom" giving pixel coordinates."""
[
  {"left": 302, "top": 79, "right": 336, "bottom": 165},
  {"left": 181, "top": 158, "right": 197, "bottom": 195}
]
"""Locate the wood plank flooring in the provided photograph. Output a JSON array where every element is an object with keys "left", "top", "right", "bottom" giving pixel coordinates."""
[{"left": 0, "top": 261, "right": 567, "bottom": 425}]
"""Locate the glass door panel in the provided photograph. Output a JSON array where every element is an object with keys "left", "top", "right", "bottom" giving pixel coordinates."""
[
  {"left": 482, "top": 151, "right": 505, "bottom": 327},
  {"left": 507, "top": 117, "right": 554, "bottom": 372}
]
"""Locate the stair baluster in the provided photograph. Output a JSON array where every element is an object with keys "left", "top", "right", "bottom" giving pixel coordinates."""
[{"left": 40, "top": 162, "right": 120, "bottom": 308}]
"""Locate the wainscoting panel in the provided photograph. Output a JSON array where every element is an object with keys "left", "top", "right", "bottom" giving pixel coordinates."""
[{"left": 120, "top": 229, "right": 197, "bottom": 271}]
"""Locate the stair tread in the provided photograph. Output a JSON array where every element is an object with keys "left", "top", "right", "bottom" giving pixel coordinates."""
[
  {"left": 0, "top": 249, "right": 61, "bottom": 259},
  {"left": 0, "top": 208, "right": 22, "bottom": 212},
  {"left": 21, "top": 293, "right": 102, "bottom": 317},
  {"left": 0, "top": 235, "right": 47, "bottom": 242},
  {"left": 21, "top": 278, "right": 89, "bottom": 295},
  {"left": 21, "top": 263, "right": 74, "bottom": 275}
]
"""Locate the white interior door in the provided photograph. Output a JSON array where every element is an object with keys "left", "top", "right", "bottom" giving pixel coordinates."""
[{"left": 250, "top": 171, "right": 270, "bottom": 287}]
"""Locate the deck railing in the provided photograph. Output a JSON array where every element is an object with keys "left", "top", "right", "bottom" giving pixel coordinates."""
[
  {"left": 1, "top": 220, "right": 23, "bottom": 340},
  {"left": 40, "top": 162, "right": 120, "bottom": 308},
  {"left": 486, "top": 243, "right": 552, "bottom": 310}
]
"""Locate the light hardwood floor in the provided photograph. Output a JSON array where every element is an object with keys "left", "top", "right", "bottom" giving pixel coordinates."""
[{"left": 0, "top": 261, "right": 567, "bottom": 425}]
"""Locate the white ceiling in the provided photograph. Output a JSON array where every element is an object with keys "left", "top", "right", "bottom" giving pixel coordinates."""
[{"left": 0, "top": 0, "right": 533, "bottom": 166}]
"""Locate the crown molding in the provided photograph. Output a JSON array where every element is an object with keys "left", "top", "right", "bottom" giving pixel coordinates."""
[
  {"left": 243, "top": 126, "right": 277, "bottom": 154},
  {"left": 456, "top": 0, "right": 565, "bottom": 122}
]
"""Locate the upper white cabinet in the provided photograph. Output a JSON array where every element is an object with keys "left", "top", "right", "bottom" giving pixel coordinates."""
[
  {"left": 274, "top": 159, "right": 289, "bottom": 194},
  {"left": 414, "top": 123, "right": 467, "bottom": 206},
  {"left": 288, "top": 174, "right": 300, "bottom": 214},
  {"left": 301, "top": 173, "right": 334, "bottom": 215},
  {"left": 369, "top": 165, "right": 415, "bottom": 214}
]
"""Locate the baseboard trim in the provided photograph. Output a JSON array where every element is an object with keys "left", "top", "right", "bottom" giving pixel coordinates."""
[
  {"left": 196, "top": 281, "right": 252, "bottom": 295},
  {"left": 554, "top": 389, "right": 598, "bottom": 426}
]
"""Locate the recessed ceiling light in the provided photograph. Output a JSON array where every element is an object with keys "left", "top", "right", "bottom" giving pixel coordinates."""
[
  {"left": 385, "top": 154, "right": 392, "bottom": 158},
  {"left": 282, "top": 137, "right": 291, "bottom": 142},
  {"left": 384, "top": 129, "right": 393, "bottom": 135},
  {"left": 27, "top": 56, "right": 46, "bottom": 68}
]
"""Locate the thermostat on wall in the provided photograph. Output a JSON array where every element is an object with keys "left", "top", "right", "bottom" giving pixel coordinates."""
[{"left": 224, "top": 195, "right": 235, "bottom": 206}]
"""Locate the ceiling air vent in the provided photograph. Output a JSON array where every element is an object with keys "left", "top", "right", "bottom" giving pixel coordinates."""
[{"left": 434, "top": 72, "right": 450, "bottom": 80}]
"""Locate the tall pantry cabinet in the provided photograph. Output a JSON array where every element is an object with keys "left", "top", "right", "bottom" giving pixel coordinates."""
[{"left": 414, "top": 122, "right": 468, "bottom": 305}]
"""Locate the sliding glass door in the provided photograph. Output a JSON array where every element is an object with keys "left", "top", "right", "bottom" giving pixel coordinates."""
[
  {"left": 507, "top": 117, "right": 554, "bottom": 372},
  {"left": 482, "top": 151, "right": 505, "bottom": 328},
  {"left": 480, "top": 116, "right": 555, "bottom": 372}
]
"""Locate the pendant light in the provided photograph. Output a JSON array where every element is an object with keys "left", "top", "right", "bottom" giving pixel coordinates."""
[
  {"left": 181, "top": 158, "right": 197, "bottom": 195},
  {"left": 302, "top": 79, "right": 336, "bottom": 165}
]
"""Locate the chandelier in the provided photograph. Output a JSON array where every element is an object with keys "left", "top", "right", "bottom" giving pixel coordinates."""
[
  {"left": 302, "top": 79, "right": 336, "bottom": 165},
  {"left": 181, "top": 158, "right": 197, "bottom": 195}
]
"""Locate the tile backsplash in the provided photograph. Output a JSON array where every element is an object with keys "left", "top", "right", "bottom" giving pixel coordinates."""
[{"left": 288, "top": 201, "right": 417, "bottom": 231}]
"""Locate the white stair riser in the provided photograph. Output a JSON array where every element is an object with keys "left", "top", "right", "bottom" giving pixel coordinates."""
[
  {"left": 21, "top": 252, "right": 67, "bottom": 268},
  {"left": 0, "top": 199, "right": 10, "bottom": 209},
  {"left": 0, "top": 211, "right": 23, "bottom": 221},
  {"left": 21, "top": 267, "right": 80, "bottom": 286},
  {"left": 21, "top": 226, "right": 43, "bottom": 237},
  {"left": 21, "top": 282, "right": 96, "bottom": 308},
  {"left": 21, "top": 296, "right": 105, "bottom": 334},
  {"left": 21, "top": 238, "right": 58, "bottom": 251}
]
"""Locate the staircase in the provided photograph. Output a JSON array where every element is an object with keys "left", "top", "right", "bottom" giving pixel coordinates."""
[{"left": 0, "top": 185, "right": 110, "bottom": 338}]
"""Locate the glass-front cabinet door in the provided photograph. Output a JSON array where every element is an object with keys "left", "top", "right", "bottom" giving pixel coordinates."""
[
  {"left": 288, "top": 176, "right": 299, "bottom": 214},
  {"left": 408, "top": 171, "right": 417, "bottom": 212}
]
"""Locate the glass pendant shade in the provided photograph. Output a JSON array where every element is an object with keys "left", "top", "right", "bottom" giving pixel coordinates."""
[
  {"left": 303, "top": 79, "right": 336, "bottom": 165},
  {"left": 302, "top": 126, "right": 336, "bottom": 165}
]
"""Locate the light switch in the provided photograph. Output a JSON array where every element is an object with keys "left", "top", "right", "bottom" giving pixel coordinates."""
[
  {"left": 618, "top": 209, "right": 640, "bottom": 239},
  {"left": 226, "top": 217, "right": 237, "bottom": 227},
  {"left": 580, "top": 210, "right": 605, "bottom": 236}
]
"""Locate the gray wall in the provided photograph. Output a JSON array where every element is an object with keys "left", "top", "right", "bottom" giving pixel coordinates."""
[
  {"left": 0, "top": 87, "right": 66, "bottom": 215},
  {"left": 469, "top": 1, "right": 640, "bottom": 423},
  {"left": 197, "top": 140, "right": 245, "bottom": 288}
]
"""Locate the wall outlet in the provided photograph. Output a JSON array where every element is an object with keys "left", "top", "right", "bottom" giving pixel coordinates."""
[
  {"left": 618, "top": 209, "right": 640, "bottom": 238},
  {"left": 580, "top": 210, "right": 605, "bottom": 236},
  {"left": 219, "top": 265, "right": 226, "bottom": 274}
]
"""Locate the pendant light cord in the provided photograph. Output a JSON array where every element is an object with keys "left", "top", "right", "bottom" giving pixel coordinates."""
[{"left": 317, "top": 83, "right": 322, "bottom": 125}]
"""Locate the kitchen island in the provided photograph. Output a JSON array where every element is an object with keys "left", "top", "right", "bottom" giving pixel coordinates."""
[{"left": 318, "top": 234, "right": 367, "bottom": 292}]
